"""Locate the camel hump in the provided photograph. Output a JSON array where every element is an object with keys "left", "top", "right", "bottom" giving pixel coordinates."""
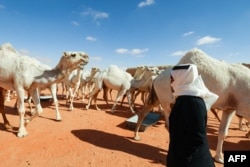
[{"left": 0, "top": 43, "right": 18, "bottom": 53}]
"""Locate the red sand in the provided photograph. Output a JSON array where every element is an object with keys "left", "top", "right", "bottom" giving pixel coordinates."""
[{"left": 0, "top": 88, "right": 249, "bottom": 167}]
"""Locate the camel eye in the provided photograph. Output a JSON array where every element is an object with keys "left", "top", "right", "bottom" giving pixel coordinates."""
[{"left": 71, "top": 53, "right": 76, "bottom": 57}]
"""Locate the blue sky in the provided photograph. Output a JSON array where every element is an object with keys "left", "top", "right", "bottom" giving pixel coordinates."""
[{"left": 0, "top": 0, "right": 249, "bottom": 70}]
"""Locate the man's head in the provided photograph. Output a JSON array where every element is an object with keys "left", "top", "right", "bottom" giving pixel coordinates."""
[{"left": 170, "top": 64, "right": 198, "bottom": 93}]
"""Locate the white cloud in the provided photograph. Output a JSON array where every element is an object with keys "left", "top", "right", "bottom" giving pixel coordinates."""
[
  {"left": 196, "top": 35, "right": 221, "bottom": 45},
  {"left": 131, "top": 48, "right": 148, "bottom": 55},
  {"left": 90, "top": 56, "right": 102, "bottom": 61},
  {"left": 71, "top": 21, "right": 79, "bottom": 26},
  {"left": 93, "top": 11, "right": 109, "bottom": 20},
  {"left": 81, "top": 8, "right": 109, "bottom": 20},
  {"left": 116, "top": 48, "right": 149, "bottom": 55},
  {"left": 183, "top": 31, "right": 194, "bottom": 37},
  {"left": 138, "top": 0, "right": 155, "bottom": 8},
  {"left": 116, "top": 48, "right": 129, "bottom": 54},
  {"left": 86, "top": 36, "right": 97, "bottom": 42},
  {"left": 171, "top": 50, "right": 187, "bottom": 57}
]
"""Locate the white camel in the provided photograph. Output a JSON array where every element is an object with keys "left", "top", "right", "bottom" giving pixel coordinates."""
[
  {"left": 0, "top": 43, "right": 89, "bottom": 137},
  {"left": 76, "top": 69, "right": 91, "bottom": 101},
  {"left": 86, "top": 65, "right": 135, "bottom": 113},
  {"left": 134, "top": 48, "right": 250, "bottom": 164},
  {"left": 62, "top": 67, "right": 85, "bottom": 111}
]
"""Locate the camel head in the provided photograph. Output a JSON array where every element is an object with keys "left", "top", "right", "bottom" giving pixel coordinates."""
[
  {"left": 90, "top": 67, "right": 100, "bottom": 75},
  {"left": 146, "top": 66, "right": 160, "bottom": 76},
  {"left": 56, "top": 51, "right": 89, "bottom": 72},
  {"left": 133, "top": 65, "right": 147, "bottom": 80}
]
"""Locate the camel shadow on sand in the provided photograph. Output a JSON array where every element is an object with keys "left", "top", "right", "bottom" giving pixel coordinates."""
[{"left": 71, "top": 129, "right": 167, "bottom": 166}]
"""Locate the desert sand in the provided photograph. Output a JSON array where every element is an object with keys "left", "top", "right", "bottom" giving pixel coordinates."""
[{"left": 0, "top": 88, "right": 249, "bottom": 167}]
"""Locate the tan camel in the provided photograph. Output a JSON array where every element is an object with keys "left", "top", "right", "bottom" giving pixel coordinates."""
[
  {"left": 134, "top": 48, "right": 250, "bottom": 164},
  {"left": 0, "top": 43, "right": 89, "bottom": 137},
  {"left": 0, "top": 87, "right": 12, "bottom": 130}
]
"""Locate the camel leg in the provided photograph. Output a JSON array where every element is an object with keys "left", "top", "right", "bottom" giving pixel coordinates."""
[
  {"left": 111, "top": 89, "right": 126, "bottom": 113},
  {"left": 140, "top": 91, "right": 145, "bottom": 105},
  {"left": 26, "top": 93, "right": 33, "bottom": 113},
  {"left": 245, "top": 118, "right": 250, "bottom": 138},
  {"left": 134, "top": 105, "right": 151, "bottom": 140},
  {"left": 86, "top": 93, "right": 93, "bottom": 110},
  {"left": 211, "top": 108, "right": 221, "bottom": 122},
  {"left": 120, "top": 94, "right": 126, "bottom": 107},
  {"left": 16, "top": 87, "right": 29, "bottom": 137},
  {"left": 81, "top": 85, "right": 86, "bottom": 102},
  {"left": 214, "top": 109, "right": 235, "bottom": 164},
  {"left": 102, "top": 85, "right": 109, "bottom": 105},
  {"left": 126, "top": 91, "right": 135, "bottom": 113},
  {"left": 68, "top": 87, "right": 74, "bottom": 111},
  {"left": 25, "top": 88, "right": 43, "bottom": 125},
  {"left": 94, "top": 91, "right": 101, "bottom": 111},
  {"left": 237, "top": 116, "right": 245, "bottom": 131},
  {"left": 0, "top": 88, "right": 12, "bottom": 129},
  {"left": 86, "top": 87, "right": 100, "bottom": 110},
  {"left": 109, "top": 89, "right": 113, "bottom": 101},
  {"left": 50, "top": 84, "right": 62, "bottom": 121},
  {"left": 69, "top": 82, "right": 80, "bottom": 111},
  {"left": 131, "top": 90, "right": 141, "bottom": 106},
  {"left": 5, "top": 90, "right": 11, "bottom": 101}
]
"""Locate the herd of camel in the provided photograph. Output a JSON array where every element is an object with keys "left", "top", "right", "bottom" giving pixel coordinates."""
[{"left": 1, "top": 43, "right": 250, "bottom": 164}]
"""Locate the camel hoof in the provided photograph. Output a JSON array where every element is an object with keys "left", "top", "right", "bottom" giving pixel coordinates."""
[
  {"left": 31, "top": 109, "right": 36, "bottom": 116},
  {"left": 17, "top": 131, "right": 28, "bottom": 138},
  {"left": 214, "top": 155, "right": 224, "bottom": 164},
  {"left": 134, "top": 135, "right": 141, "bottom": 141},
  {"left": 69, "top": 106, "right": 73, "bottom": 111},
  {"left": 37, "top": 110, "right": 43, "bottom": 116}
]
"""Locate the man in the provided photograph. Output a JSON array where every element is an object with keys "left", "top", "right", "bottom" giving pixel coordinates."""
[{"left": 167, "top": 64, "right": 218, "bottom": 167}]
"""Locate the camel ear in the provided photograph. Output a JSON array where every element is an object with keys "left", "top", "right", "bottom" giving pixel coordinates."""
[{"left": 63, "top": 52, "right": 67, "bottom": 57}]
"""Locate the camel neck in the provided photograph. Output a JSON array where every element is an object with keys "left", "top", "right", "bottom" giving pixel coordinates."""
[{"left": 31, "top": 68, "right": 65, "bottom": 89}]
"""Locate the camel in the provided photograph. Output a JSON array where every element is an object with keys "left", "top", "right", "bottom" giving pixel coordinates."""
[
  {"left": 86, "top": 65, "right": 135, "bottom": 113},
  {"left": 13, "top": 63, "right": 62, "bottom": 121},
  {"left": 76, "top": 69, "right": 91, "bottom": 101},
  {"left": 129, "top": 66, "right": 160, "bottom": 106},
  {"left": 62, "top": 67, "right": 85, "bottom": 111},
  {"left": 126, "top": 65, "right": 169, "bottom": 77},
  {"left": 84, "top": 67, "right": 107, "bottom": 110},
  {"left": 0, "top": 43, "right": 89, "bottom": 137},
  {"left": 133, "top": 48, "right": 250, "bottom": 164}
]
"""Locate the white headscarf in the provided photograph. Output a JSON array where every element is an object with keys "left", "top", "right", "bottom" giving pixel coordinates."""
[{"left": 170, "top": 64, "right": 219, "bottom": 111}]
